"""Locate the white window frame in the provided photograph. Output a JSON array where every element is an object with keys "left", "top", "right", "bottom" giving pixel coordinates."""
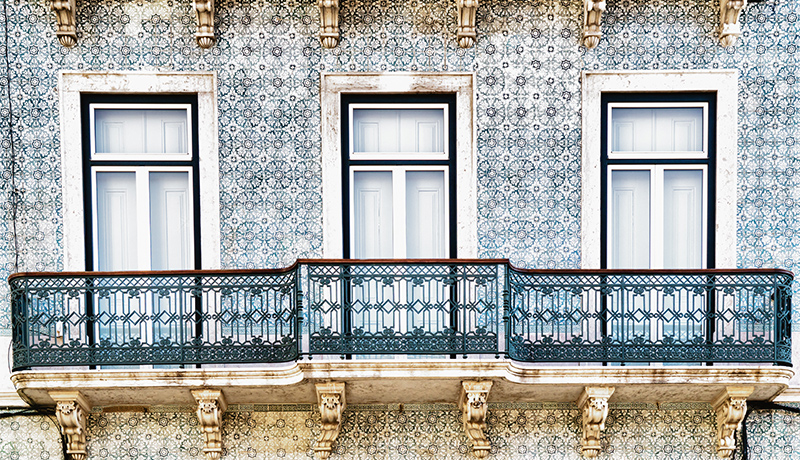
[
  {"left": 349, "top": 165, "right": 451, "bottom": 258},
  {"left": 90, "top": 165, "right": 195, "bottom": 271},
  {"left": 581, "top": 70, "right": 738, "bottom": 269},
  {"left": 606, "top": 164, "right": 709, "bottom": 269},
  {"left": 321, "top": 73, "right": 477, "bottom": 259},
  {"left": 348, "top": 103, "right": 450, "bottom": 161},
  {"left": 607, "top": 102, "right": 709, "bottom": 160},
  {"left": 89, "top": 103, "right": 194, "bottom": 162},
  {"left": 59, "top": 71, "right": 220, "bottom": 271}
]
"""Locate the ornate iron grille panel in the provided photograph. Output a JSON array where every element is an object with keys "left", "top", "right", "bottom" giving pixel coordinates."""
[
  {"left": 10, "top": 269, "right": 299, "bottom": 370},
  {"left": 507, "top": 269, "right": 793, "bottom": 364},
  {"left": 304, "top": 261, "right": 501, "bottom": 357},
  {"left": 9, "top": 263, "right": 793, "bottom": 369}
]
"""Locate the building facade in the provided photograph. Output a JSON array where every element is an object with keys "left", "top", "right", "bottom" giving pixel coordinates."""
[{"left": 1, "top": 0, "right": 800, "bottom": 459}]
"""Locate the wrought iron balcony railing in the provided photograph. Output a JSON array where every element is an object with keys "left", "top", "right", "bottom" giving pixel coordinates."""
[{"left": 9, "top": 261, "right": 793, "bottom": 371}]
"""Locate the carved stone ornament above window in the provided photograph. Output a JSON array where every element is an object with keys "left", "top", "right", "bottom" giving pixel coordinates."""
[
  {"left": 315, "top": 382, "right": 346, "bottom": 459},
  {"left": 194, "top": 0, "right": 216, "bottom": 48},
  {"left": 576, "top": 387, "right": 615, "bottom": 458},
  {"left": 582, "top": 0, "right": 606, "bottom": 49},
  {"left": 192, "top": 389, "right": 228, "bottom": 460},
  {"left": 318, "top": 0, "right": 340, "bottom": 48},
  {"left": 719, "top": 0, "right": 747, "bottom": 47},
  {"left": 51, "top": 0, "right": 77, "bottom": 47},
  {"left": 712, "top": 386, "right": 754, "bottom": 459},
  {"left": 456, "top": 0, "right": 479, "bottom": 48},
  {"left": 50, "top": 391, "right": 91, "bottom": 460},
  {"left": 459, "top": 381, "right": 493, "bottom": 458}
]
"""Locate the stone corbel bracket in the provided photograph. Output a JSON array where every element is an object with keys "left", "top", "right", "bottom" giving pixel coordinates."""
[
  {"left": 315, "top": 382, "right": 346, "bottom": 460},
  {"left": 51, "top": 0, "right": 78, "bottom": 47},
  {"left": 456, "top": 0, "right": 479, "bottom": 48},
  {"left": 576, "top": 386, "right": 615, "bottom": 458},
  {"left": 193, "top": 0, "right": 216, "bottom": 48},
  {"left": 459, "top": 381, "right": 493, "bottom": 458},
  {"left": 582, "top": 0, "right": 606, "bottom": 49},
  {"left": 192, "top": 389, "right": 228, "bottom": 460},
  {"left": 712, "top": 386, "right": 753, "bottom": 458},
  {"left": 318, "top": 0, "right": 340, "bottom": 49},
  {"left": 719, "top": 0, "right": 747, "bottom": 47},
  {"left": 49, "top": 390, "right": 91, "bottom": 460}
]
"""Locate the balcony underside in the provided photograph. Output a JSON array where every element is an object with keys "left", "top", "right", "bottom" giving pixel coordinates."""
[{"left": 12, "top": 361, "right": 794, "bottom": 408}]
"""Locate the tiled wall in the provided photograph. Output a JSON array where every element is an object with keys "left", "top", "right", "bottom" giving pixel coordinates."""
[
  {"left": 0, "top": 413, "right": 63, "bottom": 459},
  {"left": 88, "top": 403, "right": 721, "bottom": 459},
  {"left": 0, "top": 403, "right": 798, "bottom": 459},
  {"left": 0, "top": 0, "right": 798, "bottom": 334}
]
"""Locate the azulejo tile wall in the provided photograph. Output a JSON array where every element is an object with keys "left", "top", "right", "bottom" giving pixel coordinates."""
[
  {"left": 0, "top": 413, "right": 63, "bottom": 460},
  {"left": 0, "top": 0, "right": 797, "bottom": 321},
  {"left": 78, "top": 403, "right": 723, "bottom": 460},
  {"left": 0, "top": 0, "right": 798, "bottom": 334}
]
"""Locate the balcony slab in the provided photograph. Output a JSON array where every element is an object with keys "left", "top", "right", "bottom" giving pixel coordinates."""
[{"left": 10, "top": 360, "right": 794, "bottom": 408}]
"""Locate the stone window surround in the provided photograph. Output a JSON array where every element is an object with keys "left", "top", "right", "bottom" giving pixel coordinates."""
[
  {"left": 320, "top": 73, "right": 478, "bottom": 258},
  {"left": 59, "top": 71, "right": 221, "bottom": 271},
  {"left": 580, "top": 70, "right": 738, "bottom": 269}
]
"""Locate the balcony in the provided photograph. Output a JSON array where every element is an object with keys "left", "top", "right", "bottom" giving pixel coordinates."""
[{"left": 8, "top": 260, "right": 795, "bottom": 407}]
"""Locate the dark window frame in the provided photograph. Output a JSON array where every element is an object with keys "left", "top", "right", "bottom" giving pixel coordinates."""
[
  {"left": 341, "top": 93, "right": 458, "bottom": 259},
  {"left": 80, "top": 93, "right": 202, "bottom": 271},
  {"left": 600, "top": 92, "right": 717, "bottom": 269}
]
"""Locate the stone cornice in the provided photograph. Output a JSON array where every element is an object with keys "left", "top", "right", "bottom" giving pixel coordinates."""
[{"left": 11, "top": 363, "right": 793, "bottom": 408}]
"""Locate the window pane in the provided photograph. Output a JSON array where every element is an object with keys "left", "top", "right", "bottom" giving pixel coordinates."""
[
  {"left": 95, "top": 172, "right": 138, "bottom": 270},
  {"left": 352, "top": 109, "right": 444, "bottom": 153},
  {"left": 663, "top": 170, "right": 704, "bottom": 269},
  {"left": 353, "top": 171, "right": 393, "bottom": 258},
  {"left": 94, "top": 109, "right": 189, "bottom": 154},
  {"left": 406, "top": 171, "right": 446, "bottom": 258},
  {"left": 150, "top": 172, "right": 193, "bottom": 270},
  {"left": 609, "top": 170, "right": 650, "bottom": 269},
  {"left": 611, "top": 108, "right": 703, "bottom": 152}
]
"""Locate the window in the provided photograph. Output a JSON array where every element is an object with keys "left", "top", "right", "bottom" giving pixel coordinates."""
[
  {"left": 580, "top": 70, "right": 737, "bottom": 269},
  {"left": 342, "top": 95, "right": 457, "bottom": 258},
  {"left": 81, "top": 95, "right": 201, "bottom": 271},
  {"left": 601, "top": 94, "right": 716, "bottom": 269}
]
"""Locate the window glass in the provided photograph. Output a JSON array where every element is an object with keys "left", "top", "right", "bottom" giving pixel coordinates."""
[
  {"left": 611, "top": 107, "right": 704, "bottom": 153},
  {"left": 94, "top": 108, "right": 189, "bottom": 155},
  {"left": 352, "top": 108, "right": 444, "bottom": 154}
]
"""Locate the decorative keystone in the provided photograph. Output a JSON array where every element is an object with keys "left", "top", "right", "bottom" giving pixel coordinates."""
[
  {"left": 712, "top": 386, "right": 753, "bottom": 458},
  {"left": 51, "top": 0, "right": 78, "bottom": 47},
  {"left": 315, "top": 382, "right": 346, "bottom": 460},
  {"left": 576, "top": 387, "right": 615, "bottom": 458},
  {"left": 459, "top": 381, "right": 493, "bottom": 458},
  {"left": 456, "top": 0, "right": 479, "bottom": 48},
  {"left": 581, "top": 0, "right": 606, "bottom": 49},
  {"left": 49, "top": 391, "right": 91, "bottom": 460},
  {"left": 318, "top": 0, "right": 340, "bottom": 49},
  {"left": 193, "top": 0, "right": 216, "bottom": 48},
  {"left": 719, "top": 0, "right": 747, "bottom": 47},
  {"left": 191, "top": 389, "right": 228, "bottom": 460}
]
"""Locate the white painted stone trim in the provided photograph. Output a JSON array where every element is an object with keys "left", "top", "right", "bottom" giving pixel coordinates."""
[
  {"left": 580, "top": 70, "right": 738, "bottom": 269},
  {"left": 58, "top": 71, "right": 221, "bottom": 270},
  {"left": 320, "top": 73, "right": 478, "bottom": 258}
]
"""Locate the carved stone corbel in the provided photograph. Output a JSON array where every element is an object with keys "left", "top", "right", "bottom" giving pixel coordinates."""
[
  {"left": 712, "top": 386, "right": 753, "bottom": 458},
  {"left": 318, "top": 0, "right": 340, "bottom": 49},
  {"left": 456, "top": 0, "right": 479, "bottom": 48},
  {"left": 51, "top": 0, "right": 78, "bottom": 47},
  {"left": 459, "top": 381, "right": 493, "bottom": 458},
  {"left": 719, "top": 0, "right": 747, "bottom": 47},
  {"left": 193, "top": 0, "right": 216, "bottom": 48},
  {"left": 581, "top": 0, "right": 606, "bottom": 49},
  {"left": 49, "top": 391, "right": 91, "bottom": 460},
  {"left": 191, "top": 389, "right": 228, "bottom": 460},
  {"left": 315, "top": 382, "right": 346, "bottom": 460},
  {"left": 576, "top": 387, "right": 615, "bottom": 458}
]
